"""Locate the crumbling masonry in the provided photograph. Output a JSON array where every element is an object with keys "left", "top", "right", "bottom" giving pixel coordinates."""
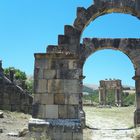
[
  {"left": 0, "top": 61, "right": 33, "bottom": 114},
  {"left": 29, "top": 0, "right": 140, "bottom": 139},
  {"left": 99, "top": 79, "right": 122, "bottom": 106}
]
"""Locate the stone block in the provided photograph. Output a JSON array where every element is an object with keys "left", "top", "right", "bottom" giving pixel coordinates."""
[
  {"left": 73, "top": 133, "right": 83, "bottom": 140},
  {"left": 35, "top": 58, "right": 48, "bottom": 69},
  {"left": 57, "top": 69, "right": 82, "bottom": 79},
  {"left": 65, "top": 93, "right": 79, "bottom": 105},
  {"left": 34, "top": 94, "right": 54, "bottom": 105},
  {"left": 2, "top": 104, "right": 11, "bottom": 111},
  {"left": 48, "top": 79, "right": 81, "bottom": 94},
  {"left": 34, "top": 68, "right": 44, "bottom": 79},
  {"left": 43, "top": 69, "right": 56, "bottom": 79},
  {"left": 48, "top": 79, "right": 64, "bottom": 93},
  {"left": 32, "top": 104, "right": 48, "bottom": 118},
  {"left": 58, "top": 105, "right": 67, "bottom": 118},
  {"left": 36, "top": 79, "right": 48, "bottom": 93},
  {"left": 48, "top": 59, "right": 69, "bottom": 69},
  {"left": 67, "top": 105, "right": 79, "bottom": 119},
  {"left": 68, "top": 60, "right": 78, "bottom": 69},
  {"left": 54, "top": 94, "right": 65, "bottom": 104},
  {"left": 64, "top": 80, "right": 81, "bottom": 93},
  {"left": 46, "top": 105, "right": 58, "bottom": 119},
  {"left": 53, "top": 132, "right": 73, "bottom": 140}
]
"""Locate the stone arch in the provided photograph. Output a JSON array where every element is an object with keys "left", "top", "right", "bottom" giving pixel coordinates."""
[
  {"left": 81, "top": 38, "right": 140, "bottom": 69},
  {"left": 29, "top": 1, "right": 140, "bottom": 140},
  {"left": 47, "top": 0, "right": 140, "bottom": 55}
]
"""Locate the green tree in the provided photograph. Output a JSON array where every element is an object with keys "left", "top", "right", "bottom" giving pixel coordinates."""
[
  {"left": 4, "top": 67, "right": 27, "bottom": 81},
  {"left": 4, "top": 67, "right": 33, "bottom": 94}
]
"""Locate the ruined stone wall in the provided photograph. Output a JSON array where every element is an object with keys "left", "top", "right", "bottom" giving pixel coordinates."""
[
  {"left": 99, "top": 79, "right": 122, "bottom": 106},
  {"left": 0, "top": 63, "right": 33, "bottom": 114}
]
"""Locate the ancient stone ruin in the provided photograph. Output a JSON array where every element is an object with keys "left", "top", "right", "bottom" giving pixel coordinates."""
[
  {"left": 0, "top": 61, "right": 33, "bottom": 114},
  {"left": 29, "top": 0, "right": 140, "bottom": 139},
  {"left": 99, "top": 79, "right": 122, "bottom": 106}
]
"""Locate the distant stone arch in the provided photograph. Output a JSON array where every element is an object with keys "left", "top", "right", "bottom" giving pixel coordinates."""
[{"left": 29, "top": 1, "right": 140, "bottom": 140}]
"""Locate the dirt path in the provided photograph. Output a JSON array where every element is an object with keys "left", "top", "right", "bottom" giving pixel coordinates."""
[
  {"left": 0, "top": 110, "right": 31, "bottom": 140},
  {"left": 83, "top": 106, "right": 140, "bottom": 140}
]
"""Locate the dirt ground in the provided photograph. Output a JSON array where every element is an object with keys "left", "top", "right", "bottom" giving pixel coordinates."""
[
  {"left": 0, "top": 110, "right": 31, "bottom": 140},
  {"left": 83, "top": 106, "right": 140, "bottom": 140},
  {"left": 0, "top": 107, "right": 140, "bottom": 140}
]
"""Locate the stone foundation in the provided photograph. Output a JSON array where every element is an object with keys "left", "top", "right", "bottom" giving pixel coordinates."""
[{"left": 29, "top": 119, "right": 83, "bottom": 140}]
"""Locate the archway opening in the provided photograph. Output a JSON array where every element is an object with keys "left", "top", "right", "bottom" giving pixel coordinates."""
[
  {"left": 81, "top": 13, "right": 140, "bottom": 40},
  {"left": 80, "top": 13, "right": 140, "bottom": 139},
  {"left": 83, "top": 49, "right": 135, "bottom": 131}
]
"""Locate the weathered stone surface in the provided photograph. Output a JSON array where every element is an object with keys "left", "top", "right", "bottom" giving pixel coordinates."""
[
  {"left": 29, "top": 118, "right": 82, "bottom": 139},
  {"left": 57, "top": 69, "right": 82, "bottom": 79},
  {"left": 58, "top": 105, "right": 67, "bottom": 118},
  {"left": 65, "top": 93, "right": 80, "bottom": 105},
  {"left": 36, "top": 79, "right": 48, "bottom": 93},
  {"left": 35, "top": 58, "right": 48, "bottom": 69},
  {"left": 34, "top": 94, "right": 54, "bottom": 105},
  {"left": 32, "top": 104, "right": 59, "bottom": 119},
  {"left": 53, "top": 132, "right": 73, "bottom": 140},
  {"left": 46, "top": 105, "right": 58, "bottom": 119},
  {"left": 48, "top": 79, "right": 81, "bottom": 94},
  {"left": 54, "top": 94, "right": 65, "bottom": 104},
  {"left": 73, "top": 133, "right": 83, "bottom": 140},
  {"left": 43, "top": 69, "right": 56, "bottom": 79},
  {"left": 68, "top": 60, "right": 78, "bottom": 69},
  {"left": 67, "top": 105, "right": 79, "bottom": 119}
]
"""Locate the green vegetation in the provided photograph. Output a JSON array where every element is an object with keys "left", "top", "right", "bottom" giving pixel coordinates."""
[
  {"left": 84, "top": 90, "right": 99, "bottom": 103},
  {"left": 122, "top": 93, "right": 135, "bottom": 106},
  {"left": 4, "top": 67, "right": 27, "bottom": 81},
  {"left": 83, "top": 86, "right": 135, "bottom": 106},
  {"left": 4, "top": 67, "right": 33, "bottom": 94}
]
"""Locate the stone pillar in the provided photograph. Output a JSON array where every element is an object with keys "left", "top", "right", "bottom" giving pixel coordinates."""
[
  {"left": 99, "top": 87, "right": 106, "bottom": 105},
  {"left": 133, "top": 68, "right": 140, "bottom": 127},
  {"left": 103, "top": 89, "right": 107, "bottom": 105},
  {"left": 29, "top": 54, "right": 83, "bottom": 140},
  {"left": 99, "top": 87, "right": 103, "bottom": 105},
  {"left": 115, "top": 88, "right": 122, "bottom": 107},
  {"left": 9, "top": 69, "right": 14, "bottom": 82}
]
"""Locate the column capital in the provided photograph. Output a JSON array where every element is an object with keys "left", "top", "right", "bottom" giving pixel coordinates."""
[{"left": 132, "top": 75, "right": 140, "bottom": 80}]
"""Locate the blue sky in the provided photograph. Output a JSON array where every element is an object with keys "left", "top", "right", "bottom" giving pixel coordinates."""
[{"left": 0, "top": 0, "right": 140, "bottom": 86}]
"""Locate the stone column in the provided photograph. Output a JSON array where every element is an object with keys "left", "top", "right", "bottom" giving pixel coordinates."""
[
  {"left": 133, "top": 68, "right": 140, "bottom": 127},
  {"left": 99, "top": 87, "right": 103, "bottom": 105},
  {"left": 103, "top": 89, "right": 106, "bottom": 105},
  {"left": 115, "top": 88, "right": 118, "bottom": 106},
  {"left": 115, "top": 88, "right": 122, "bottom": 107},
  {"left": 118, "top": 88, "right": 122, "bottom": 107}
]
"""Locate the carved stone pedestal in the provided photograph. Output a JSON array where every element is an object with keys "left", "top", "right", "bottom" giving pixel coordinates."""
[{"left": 29, "top": 118, "right": 83, "bottom": 140}]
